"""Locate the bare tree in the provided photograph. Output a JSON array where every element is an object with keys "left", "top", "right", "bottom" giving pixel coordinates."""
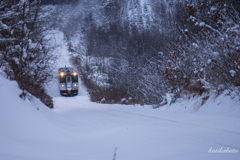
[
  {"left": 163, "top": 0, "right": 240, "bottom": 95},
  {"left": 0, "top": 0, "right": 57, "bottom": 108}
]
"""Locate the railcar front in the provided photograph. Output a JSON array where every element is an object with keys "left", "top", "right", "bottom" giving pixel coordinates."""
[{"left": 58, "top": 67, "right": 79, "bottom": 96}]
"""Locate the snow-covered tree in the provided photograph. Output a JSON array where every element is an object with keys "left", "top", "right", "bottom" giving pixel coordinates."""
[
  {"left": 163, "top": 0, "right": 240, "bottom": 94},
  {"left": 61, "top": 0, "right": 240, "bottom": 104},
  {"left": 0, "top": 0, "right": 56, "bottom": 107}
]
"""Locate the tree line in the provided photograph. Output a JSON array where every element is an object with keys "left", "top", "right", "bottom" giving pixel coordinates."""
[{"left": 64, "top": 0, "right": 240, "bottom": 105}]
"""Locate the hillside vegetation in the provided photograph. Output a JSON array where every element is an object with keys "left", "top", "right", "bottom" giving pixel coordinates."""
[
  {"left": 1, "top": 0, "right": 239, "bottom": 106},
  {"left": 59, "top": 0, "right": 240, "bottom": 104}
]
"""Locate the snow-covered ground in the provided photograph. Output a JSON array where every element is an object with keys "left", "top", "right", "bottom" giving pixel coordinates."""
[{"left": 0, "top": 31, "right": 240, "bottom": 160}]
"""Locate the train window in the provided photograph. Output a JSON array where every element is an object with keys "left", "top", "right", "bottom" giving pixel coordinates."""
[
  {"left": 67, "top": 76, "right": 71, "bottom": 83},
  {"left": 72, "top": 76, "right": 78, "bottom": 83},
  {"left": 59, "top": 76, "right": 65, "bottom": 83}
]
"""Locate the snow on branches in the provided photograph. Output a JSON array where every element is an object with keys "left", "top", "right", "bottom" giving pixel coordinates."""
[
  {"left": 0, "top": 0, "right": 56, "bottom": 108},
  {"left": 164, "top": 0, "right": 240, "bottom": 95}
]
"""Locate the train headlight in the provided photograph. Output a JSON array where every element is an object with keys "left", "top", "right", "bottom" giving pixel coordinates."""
[
  {"left": 73, "top": 72, "right": 77, "bottom": 76},
  {"left": 73, "top": 83, "right": 78, "bottom": 89},
  {"left": 60, "top": 83, "right": 66, "bottom": 91},
  {"left": 60, "top": 72, "right": 64, "bottom": 77}
]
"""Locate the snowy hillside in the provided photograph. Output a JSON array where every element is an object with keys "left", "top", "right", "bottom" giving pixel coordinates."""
[
  {"left": 59, "top": 0, "right": 240, "bottom": 105},
  {"left": 1, "top": 72, "right": 240, "bottom": 160},
  {"left": 0, "top": 31, "right": 240, "bottom": 160}
]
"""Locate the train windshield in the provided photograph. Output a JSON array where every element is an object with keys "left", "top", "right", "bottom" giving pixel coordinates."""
[{"left": 67, "top": 76, "right": 71, "bottom": 83}]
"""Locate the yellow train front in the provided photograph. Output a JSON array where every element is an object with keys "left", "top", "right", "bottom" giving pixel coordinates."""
[{"left": 58, "top": 67, "right": 79, "bottom": 96}]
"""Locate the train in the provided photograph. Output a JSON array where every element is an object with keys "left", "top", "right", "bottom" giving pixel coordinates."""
[{"left": 58, "top": 67, "right": 79, "bottom": 96}]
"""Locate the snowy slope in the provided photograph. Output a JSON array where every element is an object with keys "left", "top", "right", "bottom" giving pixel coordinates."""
[
  {"left": 0, "top": 31, "right": 240, "bottom": 160},
  {"left": 0, "top": 76, "right": 83, "bottom": 160},
  {"left": 1, "top": 74, "right": 240, "bottom": 160},
  {"left": 163, "top": 92, "right": 240, "bottom": 118}
]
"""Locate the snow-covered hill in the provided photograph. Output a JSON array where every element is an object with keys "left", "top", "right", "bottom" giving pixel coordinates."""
[
  {"left": 1, "top": 73, "right": 240, "bottom": 160},
  {"left": 0, "top": 31, "right": 240, "bottom": 160}
]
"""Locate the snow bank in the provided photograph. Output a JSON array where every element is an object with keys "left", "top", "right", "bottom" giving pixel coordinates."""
[
  {"left": 0, "top": 76, "right": 84, "bottom": 160},
  {"left": 1, "top": 74, "right": 240, "bottom": 160},
  {"left": 162, "top": 92, "right": 240, "bottom": 118}
]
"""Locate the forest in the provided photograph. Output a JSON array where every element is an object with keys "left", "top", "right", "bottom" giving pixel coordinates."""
[
  {"left": 1, "top": 0, "right": 240, "bottom": 106},
  {"left": 61, "top": 0, "right": 240, "bottom": 105}
]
